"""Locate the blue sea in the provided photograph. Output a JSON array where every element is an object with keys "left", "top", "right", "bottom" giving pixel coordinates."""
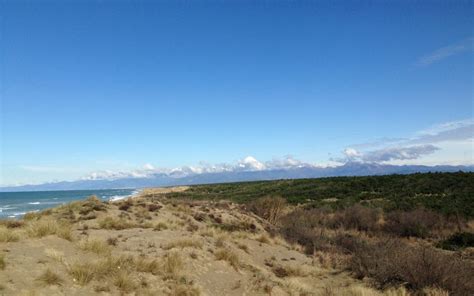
[{"left": 0, "top": 189, "right": 138, "bottom": 219}]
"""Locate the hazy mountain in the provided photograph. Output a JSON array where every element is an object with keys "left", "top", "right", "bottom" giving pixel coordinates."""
[{"left": 1, "top": 163, "right": 472, "bottom": 192}]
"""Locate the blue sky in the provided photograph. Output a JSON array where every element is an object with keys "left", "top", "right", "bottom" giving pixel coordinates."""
[{"left": 1, "top": 1, "right": 473, "bottom": 185}]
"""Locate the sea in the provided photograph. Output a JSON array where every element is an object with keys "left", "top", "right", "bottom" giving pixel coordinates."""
[{"left": 0, "top": 189, "right": 138, "bottom": 219}]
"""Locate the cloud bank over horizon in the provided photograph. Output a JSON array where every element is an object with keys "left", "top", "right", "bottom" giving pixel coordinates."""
[{"left": 3, "top": 119, "right": 473, "bottom": 186}]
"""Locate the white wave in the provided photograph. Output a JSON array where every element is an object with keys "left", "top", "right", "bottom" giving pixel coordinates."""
[{"left": 28, "top": 202, "right": 41, "bottom": 205}]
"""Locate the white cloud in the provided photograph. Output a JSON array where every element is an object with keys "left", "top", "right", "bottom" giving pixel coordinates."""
[
  {"left": 81, "top": 155, "right": 321, "bottom": 181},
  {"left": 360, "top": 145, "right": 440, "bottom": 163},
  {"left": 416, "top": 37, "right": 473, "bottom": 66},
  {"left": 338, "top": 118, "right": 473, "bottom": 165}
]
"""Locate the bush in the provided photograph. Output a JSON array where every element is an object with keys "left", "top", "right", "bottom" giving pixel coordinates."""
[
  {"left": 383, "top": 208, "right": 445, "bottom": 238},
  {"left": 349, "top": 239, "right": 474, "bottom": 295},
  {"left": 279, "top": 208, "right": 333, "bottom": 254},
  {"left": 247, "top": 196, "right": 287, "bottom": 224},
  {"left": 339, "top": 204, "right": 380, "bottom": 231},
  {"left": 437, "top": 232, "right": 474, "bottom": 251}
]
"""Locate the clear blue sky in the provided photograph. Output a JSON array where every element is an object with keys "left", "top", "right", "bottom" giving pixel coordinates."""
[{"left": 1, "top": 1, "right": 473, "bottom": 185}]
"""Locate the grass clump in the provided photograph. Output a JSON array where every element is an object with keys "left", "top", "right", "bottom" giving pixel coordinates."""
[
  {"left": 154, "top": 221, "right": 169, "bottom": 231},
  {"left": 79, "top": 239, "right": 112, "bottom": 255},
  {"left": 26, "top": 218, "right": 73, "bottom": 241},
  {"left": 215, "top": 248, "right": 240, "bottom": 270},
  {"left": 169, "top": 283, "right": 201, "bottom": 296},
  {"left": 68, "top": 262, "right": 96, "bottom": 285},
  {"left": 0, "top": 226, "right": 20, "bottom": 242},
  {"left": 113, "top": 271, "right": 137, "bottom": 293},
  {"left": 36, "top": 269, "right": 63, "bottom": 286},
  {"left": 135, "top": 257, "right": 160, "bottom": 274},
  {"left": 162, "top": 251, "right": 184, "bottom": 279},
  {"left": 98, "top": 216, "right": 135, "bottom": 230},
  {"left": 164, "top": 238, "right": 203, "bottom": 250}
]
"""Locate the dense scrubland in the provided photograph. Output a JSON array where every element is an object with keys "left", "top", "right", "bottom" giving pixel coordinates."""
[{"left": 0, "top": 172, "right": 472, "bottom": 295}]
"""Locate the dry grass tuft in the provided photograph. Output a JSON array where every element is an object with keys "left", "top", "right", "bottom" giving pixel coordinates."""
[
  {"left": 162, "top": 251, "right": 184, "bottom": 279},
  {"left": 256, "top": 234, "right": 271, "bottom": 244},
  {"left": 215, "top": 248, "right": 240, "bottom": 270},
  {"left": 36, "top": 269, "right": 63, "bottom": 286},
  {"left": 272, "top": 265, "right": 308, "bottom": 278},
  {"left": 135, "top": 257, "right": 160, "bottom": 274},
  {"left": 44, "top": 248, "right": 65, "bottom": 264},
  {"left": 79, "top": 239, "right": 112, "bottom": 255},
  {"left": 164, "top": 238, "right": 203, "bottom": 250},
  {"left": 113, "top": 271, "right": 137, "bottom": 293},
  {"left": 154, "top": 221, "right": 169, "bottom": 231},
  {"left": 0, "top": 226, "right": 20, "bottom": 242},
  {"left": 68, "top": 262, "right": 96, "bottom": 285},
  {"left": 26, "top": 218, "right": 73, "bottom": 241},
  {"left": 98, "top": 216, "right": 135, "bottom": 230}
]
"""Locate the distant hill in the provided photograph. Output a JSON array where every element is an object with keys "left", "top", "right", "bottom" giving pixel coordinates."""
[{"left": 1, "top": 163, "right": 473, "bottom": 192}]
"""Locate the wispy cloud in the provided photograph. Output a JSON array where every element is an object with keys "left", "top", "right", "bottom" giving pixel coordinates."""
[
  {"left": 338, "top": 119, "right": 473, "bottom": 164},
  {"left": 19, "top": 165, "right": 73, "bottom": 173},
  {"left": 416, "top": 37, "right": 473, "bottom": 66}
]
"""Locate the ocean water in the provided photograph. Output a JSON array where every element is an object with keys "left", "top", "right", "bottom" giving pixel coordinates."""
[{"left": 0, "top": 189, "right": 138, "bottom": 219}]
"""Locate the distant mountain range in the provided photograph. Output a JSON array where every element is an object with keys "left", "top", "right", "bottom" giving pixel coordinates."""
[{"left": 1, "top": 163, "right": 472, "bottom": 192}]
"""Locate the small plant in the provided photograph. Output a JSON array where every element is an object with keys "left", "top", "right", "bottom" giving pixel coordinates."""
[
  {"left": 98, "top": 216, "right": 135, "bottom": 230},
  {"left": 113, "top": 271, "right": 137, "bottom": 293},
  {"left": 79, "top": 239, "right": 111, "bottom": 255},
  {"left": 0, "top": 226, "right": 20, "bottom": 242},
  {"left": 164, "top": 239, "right": 203, "bottom": 250},
  {"left": 256, "top": 234, "right": 271, "bottom": 244},
  {"left": 107, "top": 237, "right": 118, "bottom": 246},
  {"left": 26, "top": 218, "right": 73, "bottom": 241},
  {"left": 215, "top": 248, "right": 240, "bottom": 270},
  {"left": 135, "top": 257, "right": 160, "bottom": 274},
  {"left": 36, "top": 269, "right": 63, "bottom": 286},
  {"left": 247, "top": 196, "right": 287, "bottom": 224},
  {"left": 68, "top": 262, "right": 95, "bottom": 285},
  {"left": 154, "top": 222, "right": 169, "bottom": 231},
  {"left": 162, "top": 251, "right": 184, "bottom": 279}
]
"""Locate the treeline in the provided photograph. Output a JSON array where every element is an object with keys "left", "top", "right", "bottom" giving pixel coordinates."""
[{"left": 164, "top": 172, "right": 474, "bottom": 217}]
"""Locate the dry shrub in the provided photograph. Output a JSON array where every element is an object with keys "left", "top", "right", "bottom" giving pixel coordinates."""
[
  {"left": 279, "top": 209, "right": 332, "bottom": 254},
  {"left": 349, "top": 238, "right": 474, "bottom": 295},
  {"left": 272, "top": 265, "right": 307, "bottom": 278},
  {"left": 384, "top": 208, "right": 445, "bottom": 238},
  {"left": 339, "top": 204, "right": 380, "bottom": 231},
  {"left": 79, "top": 196, "right": 107, "bottom": 215},
  {"left": 0, "top": 220, "right": 25, "bottom": 228},
  {"left": 118, "top": 198, "right": 134, "bottom": 211},
  {"left": 247, "top": 196, "right": 287, "bottom": 224},
  {"left": 147, "top": 204, "right": 162, "bottom": 212}
]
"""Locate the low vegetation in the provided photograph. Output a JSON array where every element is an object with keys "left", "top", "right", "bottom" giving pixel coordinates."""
[{"left": 0, "top": 172, "right": 472, "bottom": 295}]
